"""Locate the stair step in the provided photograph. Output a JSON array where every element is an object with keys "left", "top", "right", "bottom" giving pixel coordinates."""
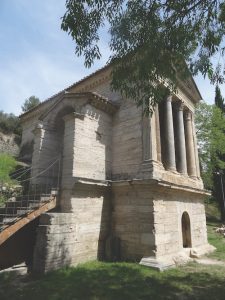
[
  {"left": 4, "top": 199, "right": 49, "bottom": 209},
  {"left": 16, "top": 209, "right": 32, "bottom": 215},
  {"left": 0, "top": 213, "right": 17, "bottom": 217},
  {"left": 2, "top": 217, "right": 17, "bottom": 223},
  {"left": 0, "top": 207, "right": 17, "bottom": 214},
  {"left": 0, "top": 195, "right": 55, "bottom": 230}
]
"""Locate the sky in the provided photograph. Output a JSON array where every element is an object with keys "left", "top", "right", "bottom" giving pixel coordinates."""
[{"left": 0, "top": 0, "right": 225, "bottom": 116}]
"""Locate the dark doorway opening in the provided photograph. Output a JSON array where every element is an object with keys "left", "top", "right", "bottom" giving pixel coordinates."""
[{"left": 181, "top": 212, "right": 192, "bottom": 248}]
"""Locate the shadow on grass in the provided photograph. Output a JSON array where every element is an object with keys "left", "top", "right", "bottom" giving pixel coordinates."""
[
  {"left": 207, "top": 220, "right": 225, "bottom": 261},
  {"left": 1, "top": 262, "right": 225, "bottom": 300}
]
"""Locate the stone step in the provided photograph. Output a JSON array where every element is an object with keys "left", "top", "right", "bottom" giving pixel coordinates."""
[
  {"left": 0, "top": 202, "right": 41, "bottom": 214},
  {"left": 0, "top": 214, "right": 17, "bottom": 223},
  {"left": 16, "top": 209, "right": 32, "bottom": 215},
  {"left": 2, "top": 217, "right": 17, "bottom": 223},
  {"left": 0, "top": 207, "right": 16, "bottom": 215},
  {"left": 5, "top": 199, "right": 47, "bottom": 209}
]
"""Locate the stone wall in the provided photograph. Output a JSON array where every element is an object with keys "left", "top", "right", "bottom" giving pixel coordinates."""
[
  {"left": 112, "top": 184, "right": 156, "bottom": 260},
  {"left": 153, "top": 188, "right": 208, "bottom": 259},
  {"left": 111, "top": 98, "right": 143, "bottom": 180},
  {"left": 112, "top": 183, "right": 208, "bottom": 262},
  {"left": 33, "top": 184, "right": 111, "bottom": 273},
  {"left": 73, "top": 105, "right": 112, "bottom": 180},
  {"left": 32, "top": 213, "right": 76, "bottom": 273}
]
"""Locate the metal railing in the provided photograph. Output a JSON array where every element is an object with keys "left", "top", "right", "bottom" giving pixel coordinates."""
[
  {"left": 0, "top": 189, "right": 57, "bottom": 231},
  {"left": 0, "top": 157, "right": 61, "bottom": 231}
]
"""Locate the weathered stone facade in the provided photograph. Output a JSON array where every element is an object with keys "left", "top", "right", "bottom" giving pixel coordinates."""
[{"left": 20, "top": 65, "right": 214, "bottom": 272}]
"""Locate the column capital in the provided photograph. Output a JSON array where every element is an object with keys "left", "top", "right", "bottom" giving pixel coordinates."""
[
  {"left": 184, "top": 109, "right": 192, "bottom": 121},
  {"left": 174, "top": 100, "right": 185, "bottom": 111},
  {"left": 166, "top": 95, "right": 173, "bottom": 102}
]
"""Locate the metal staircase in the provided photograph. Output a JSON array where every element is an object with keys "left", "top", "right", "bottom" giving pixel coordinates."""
[
  {"left": 0, "top": 192, "right": 57, "bottom": 246},
  {"left": 0, "top": 157, "right": 60, "bottom": 246}
]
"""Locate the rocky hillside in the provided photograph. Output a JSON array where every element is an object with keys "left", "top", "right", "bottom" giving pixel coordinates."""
[{"left": 0, "top": 131, "right": 20, "bottom": 157}]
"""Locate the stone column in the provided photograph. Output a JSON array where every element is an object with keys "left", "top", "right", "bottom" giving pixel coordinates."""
[
  {"left": 155, "top": 105, "right": 162, "bottom": 163},
  {"left": 184, "top": 110, "right": 197, "bottom": 177},
  {"left": 174, "top": 101, "right": 187, "bottom": 175},
  {"left": 61, "top": 113, "right": 76, "bottom": 188},
  {"left": 31, "top": 123, "right": 45, "bottom": 185},
  {"left": 164, "top": 95, "right": 176, "bottom": 171},
  {"left": 142, "top": 115, "right": 152, "bottom": 161},
  {"left": 192, "top": 114, "right": 201, "bottom": 178}
]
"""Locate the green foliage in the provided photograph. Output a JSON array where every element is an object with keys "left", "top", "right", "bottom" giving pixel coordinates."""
[
  {"left": 0, "top": 154, "right": 19, "bottom": 206},
  {"left": 0, "top": 153, "right": 17, "bottom": 183},
  {"left": 195, "top": 102, "right": 225, "bottom": 189},
  {"left": 207, "top": 221, "right": 225, "bottom": 261},
  {"left": 215, "top": 85, "right": 225, "bottom": 112},
  {"left": 0, "top": 111, "right": 21, "bottom": 136},
  {"left": 21, "top": 96, "right": 40, "bottom": 113},
  {"left": 62, "top": 0, "right": 225, "bottom": 112}
]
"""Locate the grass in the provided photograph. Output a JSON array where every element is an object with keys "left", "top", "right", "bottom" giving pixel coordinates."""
[
  {"left": 205, "top": 200, "right": 225, "bottom": 260},
  {"left": 207, "top": 221, "right": 225, "bottom": 261},
  {"left": 0, "top": 203, "right": 225, "bottom": 300},
  {"left": 1, "top": 261, "right": 225, "bottom": 300}
]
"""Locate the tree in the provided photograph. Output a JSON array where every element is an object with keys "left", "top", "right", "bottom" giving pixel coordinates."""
[
  {"left": 21, "top": 96, "right": 40, "bottom": 113},
  {"left": 195, "top": 102, "right": 225, "bottom": 188},
  {"left": 195, "top": 101, "right": 225, "bottom": 220},
  {"left": 215, "top": 85, "right": 225, "bottom": 112},
  {"left": 62, "top": 0, "right": 225, "bottom": 112},
  {"left": 0, "top": 111, "right": 21, "bottom": 135},
  {"left": 213, "top": 85, "right": 225, "bottom": 220}
]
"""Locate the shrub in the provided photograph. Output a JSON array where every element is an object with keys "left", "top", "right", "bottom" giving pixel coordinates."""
[
  {"left": 0, "top": 111, "right": 21, "bottom": 136},
  {"left": 0, "top": 154, "right": 20, "bottom": 206}
]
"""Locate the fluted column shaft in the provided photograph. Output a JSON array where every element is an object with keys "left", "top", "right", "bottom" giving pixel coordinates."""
[
  {"left": 174, "top": 102, "right": 187, "bottom": 174},
  {"left": 192, "top": 114, "right": 201, "bottom": 178},
  {"left": 164, "top": 96, "right": 176, "bottom": 171},
  {"left": 184, "top": 110, "right": 197, "bottom": 177},
  {"left": 155, "top": 104, "right": 162, "bottom": 163}
]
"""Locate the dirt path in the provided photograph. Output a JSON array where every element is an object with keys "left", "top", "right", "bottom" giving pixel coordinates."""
[{"left": 195, "top": 258, "right": 225, "bottom": 267}]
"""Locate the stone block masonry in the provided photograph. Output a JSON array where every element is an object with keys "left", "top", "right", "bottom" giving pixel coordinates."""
[
  {"left": 32, "top": 213, "right": 76, "bottom": 273},
  {"left": 18, "top": 65, "right": 213, "bottom": 273},
  {"left": 33, "top": 184, "right": 111, "bottom": 273}
]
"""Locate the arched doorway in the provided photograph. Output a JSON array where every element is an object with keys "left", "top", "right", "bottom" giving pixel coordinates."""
[{"left": 181, "top": 212, "right": 192, "bottom": 248}]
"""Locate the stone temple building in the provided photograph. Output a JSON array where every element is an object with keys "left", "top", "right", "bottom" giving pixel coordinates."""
[{"left": 19, "top": 64, "right": 213, "bottom": 272}]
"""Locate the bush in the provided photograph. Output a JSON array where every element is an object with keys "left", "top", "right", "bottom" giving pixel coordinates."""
[
  {"left": 0, "top": 154, "right": 17, "bottom": 183},
  {"left": 0, "top": 154, "right": 20, "bottom": 206},
  {"left": 0, "top": 111, "right": 21, "bottom": 136}
]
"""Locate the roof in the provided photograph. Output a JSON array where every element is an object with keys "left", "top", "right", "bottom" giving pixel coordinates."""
[
  {"left": 19, "top": 64, "right": 110, "bottom": 119},
  {"left": 19, "top": 61, "right": 202, "bottom": 119},
  {"left": 39, "top": 91, "right": 119, "bottom": 121}
]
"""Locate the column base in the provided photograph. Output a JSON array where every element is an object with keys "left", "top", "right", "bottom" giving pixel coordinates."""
[
  {"left": 140, "top": 257, "right": 175, "bottom": 271},
  {"left": 165, "top": 166, "right": 177, "bottom": 173},
  {"left": 140, "top": 244, "right": 215, "bottom": 271},
  {"left": 189, "top": 175, "right": 198, "bottom": 180}
]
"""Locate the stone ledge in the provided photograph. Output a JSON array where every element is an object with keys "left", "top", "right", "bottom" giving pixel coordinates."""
[
  {"left": 139, "top": 257, "right": 175, "bottom": 271},
  {"left": 140, "top": 243, "right": 215, "bottom": 271}
]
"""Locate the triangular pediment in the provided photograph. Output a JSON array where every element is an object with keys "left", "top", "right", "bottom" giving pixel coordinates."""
[{"left": 39, "top": 91, "right": 119, "bottom": 123}]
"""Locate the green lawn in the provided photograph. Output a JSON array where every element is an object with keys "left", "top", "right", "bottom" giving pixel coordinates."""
[
  {"left": 0, "top": 208, "right": 225, "bottom": 300},
  {"left": 1, "top": 259, "right": 225, "bottom": 300}
]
